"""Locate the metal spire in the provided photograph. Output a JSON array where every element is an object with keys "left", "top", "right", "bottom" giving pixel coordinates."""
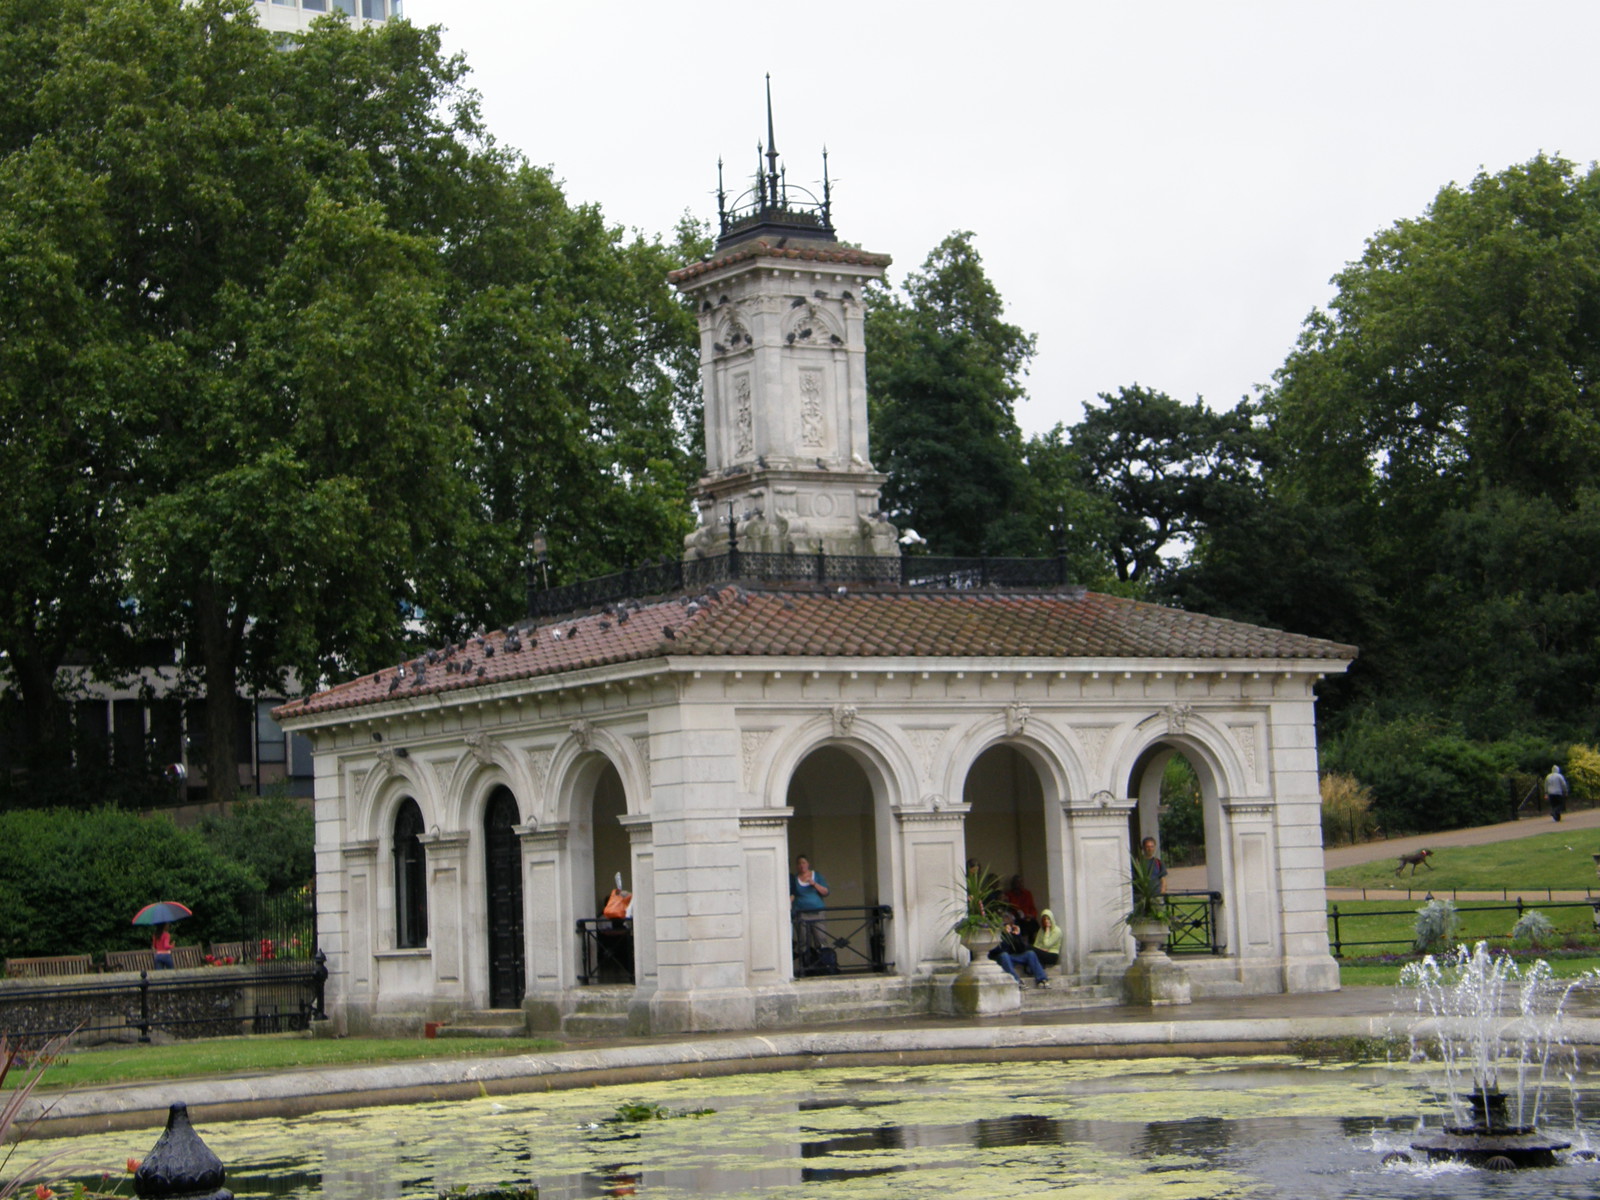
[
  {"left": 716, "top": 157, "right": 727, "bottom": 231},
  {"left": 764, "top": 73, "right": 780, "bottom": 210},
  {"left": 822, "top": 146, "right": 832, "bottom": 227}
]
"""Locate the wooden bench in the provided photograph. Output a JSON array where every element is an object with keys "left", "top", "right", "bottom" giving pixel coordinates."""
[
  {"left": 207, "top": 941, "right": 254, "bottom": 964},
  {"left": 104, "top": 945, "right": 206, "bottom": 972},
  {"left": 4, "top": 954, "right": 95, "bottom": 979}
]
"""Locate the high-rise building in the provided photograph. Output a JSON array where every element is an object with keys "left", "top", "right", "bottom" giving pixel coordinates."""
[{"left": 250, "top": 0, "right": 399, "bottom": 35}]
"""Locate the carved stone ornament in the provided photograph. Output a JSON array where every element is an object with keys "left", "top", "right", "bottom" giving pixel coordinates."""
[
  {"left": 741, "top": 729, "right": 773, "bottom": 791},
  {"left": 570, "top": 719, "right": 595, "bottom": 750},
  {"left": 1092, "top": 788, "right": 1116, "bottom": 808},
  {"left": 1004, "top": 702, "right": 1031, "bottom": 738},
  {"left": 375, "top": 746, "right": 397, "bottom": 770},
  {"left": 830, "top": 704, "right": 858, "bottom": 739},
  {"left": 1164, "top": 703, "right": 1194, "bottom": 735},
  {"left": 463, "top": 731, "right": 494, "bottom": 767},
  {"left": 799, "top": 368, "right": 826, "bottom": 448},
  {"left": 733, "top": 372, "right": 753, "bottom": 458}
]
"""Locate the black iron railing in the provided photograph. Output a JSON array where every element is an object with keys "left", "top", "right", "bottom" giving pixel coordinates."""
[
  {"left": 0, "top": 953, "right": 326, "bottom": 1044},
  {"left": 529, "top": 551, "right": 1074, "bottom": 619},
  {"left": 1327, "top": 897, "right": 1600, "bottom": 958},
  {"left": 576, "top": 917, "right": 634, "bottom": 985},
  {"left": 792, "top": 904, "right": 893, "bottom": 977},
  {"left": 1164, "top": 890, "right": 1224, "bottom": 954}
]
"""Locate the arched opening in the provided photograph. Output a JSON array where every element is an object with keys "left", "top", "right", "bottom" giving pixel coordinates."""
[
  {"left": 785, "top": 746, "right": 886, "bottom": 976},
  {"left": 1127, "top": 743, "right": 1226, "bottom": 953},
  {"left": 483, "top": 787, "right": 524, "bottom": 1008},
  {"left": 392, "top": 798, "right": 427, "bottom": 949},
  {"left": 961, "top": 745, "right": 1050, "bottom": 932},
  {"left": 571, "top": 759, "right": 633, "bottom": 984}
]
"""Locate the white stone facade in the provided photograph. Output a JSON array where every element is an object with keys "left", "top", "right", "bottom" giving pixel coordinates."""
[
  {"left": 284, "top": 647, "right": 1345, "bottom": 1035},
  {"left": 247, "top": 0, "right": 396, "bottom": 35}
]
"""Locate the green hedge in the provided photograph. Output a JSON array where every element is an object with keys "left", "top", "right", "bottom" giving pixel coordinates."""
[{"left": 0, "top": 807, "right": 263, "bottom": 959}]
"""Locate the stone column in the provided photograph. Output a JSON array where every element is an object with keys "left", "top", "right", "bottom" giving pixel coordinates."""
[
  {"left": 417, "top": 830, "right": 470, "bottom": 1007},
  {"left": 1064, "top": 797, "right": 1137, "bottom": 982},
  {"left": 519, "top": 823, "right": 568, "bottom": 1031},
  {"left": 336, "top": 839, "right": 378, "bottom": 1030},
  {"left": 620, "top": 813, "right": 657, "bottom": 1033},
  {"left": 892, "top": 804, "right": 968, "bottom": 973},
  {"left": 1223, "top": 799, "right": 1281, "bottom": 991},
  {"left": 738, "top": 808, "right": 793, "bottom": 987}
]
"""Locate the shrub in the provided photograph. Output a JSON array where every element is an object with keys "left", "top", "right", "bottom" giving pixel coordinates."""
[
  {"left": 199, "top": 791, "right": 314, "bottom": 895},
  {"left": 1320, "top": 772, "right": 1375, "bottom": 846},
  {"left": 1413, "top": 898, "right": 1460, "bottom": 954},
  {"left": 1511, "top": 910, "right": 1556, "bottom": 947},
  {"left": 1567, "top": 744, "right": 1600, "bottom": 803},
  {"left": 0, "top": 808, "right": 262, "bottom": 959},
  {"left": 1323, "top": 715, "right": 1504, "bottom": 832}
]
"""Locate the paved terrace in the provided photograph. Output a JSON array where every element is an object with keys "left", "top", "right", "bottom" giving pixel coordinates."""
[{"left": 32, "top": 983, "right": 1600, "bottom": 1140}]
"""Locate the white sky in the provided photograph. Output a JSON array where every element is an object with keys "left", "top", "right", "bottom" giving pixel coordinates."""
[{"left": 401, "top": 0, "right": 1600, "bottom": 437}]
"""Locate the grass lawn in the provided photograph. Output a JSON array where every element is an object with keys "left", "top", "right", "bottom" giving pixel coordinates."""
[
  {"left": 1326, "top": 827, "right": 1600, "bottom": 893},
  {"left": 1339, "top": 955, "right": 1600, "bottom": 988},
  {"left": 4, "top": 1033, "right": 563, "bottom": 1091}
]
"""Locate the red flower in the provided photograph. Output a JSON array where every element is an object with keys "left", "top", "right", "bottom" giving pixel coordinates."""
[
  {"left": 127, "top": 1157, "right": 141, "bottom": 1173},
  {"left": 35, "top": 1184, "right": 54, "bottom": 1199}
]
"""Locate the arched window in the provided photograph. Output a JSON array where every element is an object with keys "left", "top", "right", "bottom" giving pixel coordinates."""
[{"left": 393, "top": 799, "right": 428, "bottom": 948}]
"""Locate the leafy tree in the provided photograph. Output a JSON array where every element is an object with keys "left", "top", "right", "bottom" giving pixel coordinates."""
[
  {"left": 867, "top": 232, "right": 1039, "bottom": 556},
  {"left": 0, "top": 1, "right": 701, "bottom": 797},
  {"left": 1052, "top": 386, "right": 1272, "bottom": 586},
  {"left": 198, "top": 792, "right": 314, "bottom": 895},
  {"left": 1262, "top": 155, "right": 1600, "bottom": 739}
]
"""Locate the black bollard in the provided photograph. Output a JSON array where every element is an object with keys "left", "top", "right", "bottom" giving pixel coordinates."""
[{"left": 133, "top": 1102, "right": 233, "bottom": 1200}]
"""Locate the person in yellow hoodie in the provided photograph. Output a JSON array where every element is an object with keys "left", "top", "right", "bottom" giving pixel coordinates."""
[{"left": 1032, "top": 909, "right": 1062, "bottom": 967}]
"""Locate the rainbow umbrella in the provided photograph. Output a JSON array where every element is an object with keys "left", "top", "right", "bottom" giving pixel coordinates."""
[{"left": 131, "top": 901, "right": 193, "bottom": 925}]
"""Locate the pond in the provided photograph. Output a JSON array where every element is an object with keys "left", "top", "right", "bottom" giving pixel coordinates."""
[{"left": 47, "top": 1056, "right": 1600, "bottom": 1199}]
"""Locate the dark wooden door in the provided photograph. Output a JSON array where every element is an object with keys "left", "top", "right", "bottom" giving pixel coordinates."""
[{"left": 484, "top": 789, "right": 525, "bottom": 1008}]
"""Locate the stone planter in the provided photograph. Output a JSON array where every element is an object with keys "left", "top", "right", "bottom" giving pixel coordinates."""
[
  {"left": 1123, "top": 918, "right": 1191, "bottom": 1006},
  {"left": 948, "top": 927, "right": 1019, "bottom": 1017}
]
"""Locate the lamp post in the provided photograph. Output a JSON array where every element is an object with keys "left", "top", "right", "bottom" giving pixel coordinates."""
[{"left": 525, "top": 530, "right": 550, "bottom": 618}]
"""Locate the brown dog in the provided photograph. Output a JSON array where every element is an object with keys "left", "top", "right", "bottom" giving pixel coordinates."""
[{"left": 1395, "top": 848, "right": 1433, "bottom": 876}]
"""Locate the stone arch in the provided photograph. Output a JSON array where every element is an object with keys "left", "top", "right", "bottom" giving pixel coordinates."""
[
  {"left": 439, "top": 736, "right": 537, "bottom": 832},
  {"left": 780, "top": 302, "right": 845, "bottom": 343},
  {"left": 755, "top": 712, "right": 915, "bottom": 811},
  {"left": 941, "top": 719, "right": 1079, "bottom": 940},
  {"left": 548, "top": 723, "right": 649, "bottom": 826},
  {"left": 1110, "top": 713, "right": 1251, "bottom": 942},
  {"left": 354, "top": 753, "right": 438, "bottom": 843}
]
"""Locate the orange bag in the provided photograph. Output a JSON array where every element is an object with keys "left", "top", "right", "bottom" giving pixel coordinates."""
[{"left": 602, "top": 888, "right": 631, "bottom": 920}]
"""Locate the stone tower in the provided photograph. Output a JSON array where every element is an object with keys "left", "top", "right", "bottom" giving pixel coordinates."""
[{"left": 671, "top": 81, "right": 899, "bottom": 560}]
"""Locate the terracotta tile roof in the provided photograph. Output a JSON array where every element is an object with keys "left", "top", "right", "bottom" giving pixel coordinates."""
[
  {"left": 667, "top": 240, "right": 893, "bottom": 285},
  {"left": 275, "top": 588, "right": 1356, "bottom": 721}
]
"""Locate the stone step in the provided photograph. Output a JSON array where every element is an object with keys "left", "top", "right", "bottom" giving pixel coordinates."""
[
  {"left": 569, "top": 986, "right": 634, "bottom": 1014},
  {"left": 436, "top": 1008, "right": 527, "bottom": 1038},
  {"left": 562, "top": 1010, "right": 631, "bottom": 1039}
]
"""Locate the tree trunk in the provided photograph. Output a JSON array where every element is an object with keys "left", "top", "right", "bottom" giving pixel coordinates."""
[
  {"left": 10, "top": 642, "right": 71, "bottom": 770},
  {"left": 196, "top": 581, "right": 245, "bottom": 809}
]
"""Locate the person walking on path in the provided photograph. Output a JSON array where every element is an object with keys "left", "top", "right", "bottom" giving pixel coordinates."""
[{"left": 1546, "top": 765, "right": 1570, "bottom": 822}]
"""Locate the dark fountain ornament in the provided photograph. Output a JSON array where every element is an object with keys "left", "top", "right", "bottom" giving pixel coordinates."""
[
  {"left": 1390, "top": 942, "right": 1588, "bottom": 1171},
  {"left": 133, "top": 1102, "right": 233, "bottom": 1200}
]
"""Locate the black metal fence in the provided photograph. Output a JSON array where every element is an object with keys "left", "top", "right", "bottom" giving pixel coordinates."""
[
  {"left": 1163, "top": 891, "right": 1224, "bottom": 954},
  {"left": 0, "top": 953, "right": 327, "bottom": 1044},
  {"left": 530, "top": 550, "right": 1074, "bottom": 618},
  {"left": 1327, "top": 898, "right": 1600, "bottom": 958},
  {"left": 791, "top": 905, "right": 893, "bottom": 977},
  {"left": 576, "top": 918, "right": 634, "bottom": 985}
]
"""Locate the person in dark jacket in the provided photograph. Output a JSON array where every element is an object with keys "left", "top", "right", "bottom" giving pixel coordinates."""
[{"left": 989, "top": 911, "right": 1049, "bottom": 987}]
